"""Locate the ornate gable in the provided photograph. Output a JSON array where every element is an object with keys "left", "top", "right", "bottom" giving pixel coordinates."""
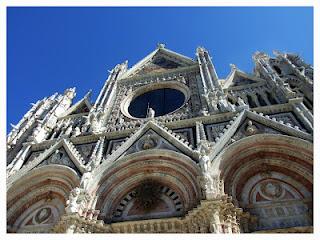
[
  {"left": 7, "top": 139, "right": 87, "bottom": 188},
  {"left": 59, "top": 95, "right": 92, "bottom": 118},
  {"left": 101, "top": 120, "right": 197, "bottom": 164},
  {"left": 206, "top": 110, "right": 312, "bottom": 160},
  {"left": 37, "top": 147, "right": 81, "bottom": 175},
  {"left": 124, "top": 129, "right": 180, "bottom": 156},
  {"left": 121, "top": 45, "right": 196, "bottom": 79},
  {"left": 223, "top": 65, "right": 266, "bottom": 89}
]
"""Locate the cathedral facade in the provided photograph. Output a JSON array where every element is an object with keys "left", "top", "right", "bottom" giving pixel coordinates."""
[{"left": 7, "top": 44, "right": 313, "bottom": 233}]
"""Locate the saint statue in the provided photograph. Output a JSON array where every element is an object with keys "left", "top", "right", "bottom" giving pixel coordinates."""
[
  {"left": 80, "top": 165, "right": 92, "bottom": 190},
  {"left": 146, "top": 104, "right": 155, "bottom": 118}
]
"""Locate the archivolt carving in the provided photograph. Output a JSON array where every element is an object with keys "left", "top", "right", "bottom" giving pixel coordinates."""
[
  {"left": 217, "top": 134, "right": 313, "bottom": 232},
  {"left": 7, "top": 165, "right": 80, "bottom": 233},
  {"left": 90, "top": 150, "right": 202, "bottom": 223}
]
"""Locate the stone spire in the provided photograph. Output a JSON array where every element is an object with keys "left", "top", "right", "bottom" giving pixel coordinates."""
[
  {"left": 29, "top": 88, "right": 77, "bottom": 143},
  {"left": 196, "top": 47, "right": 221, "bottom": 93},
  {"left": 93, "top": 61, "right": 128, "bottom": 111},
  {"left": 252, "top": 51, "right": 293, "bottom": 102},
  {"left": 87, "top": 61, "right": 128, "bottom": 133}
]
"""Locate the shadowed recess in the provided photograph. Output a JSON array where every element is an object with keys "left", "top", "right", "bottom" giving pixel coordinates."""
[{"left": 128, "top": 88, "right": 185, "bottom": 118}]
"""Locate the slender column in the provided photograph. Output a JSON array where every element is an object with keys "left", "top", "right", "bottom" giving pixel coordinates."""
[
  {"left": 96, "top": 61, "right": 127, "bottom": 110},
  {"left": 259, "top": 91, "right": 271, "bottom": 105},
  {"left": 270, "top": 92, "right": 281, "bottom": 104},
  {"left": 203, "top": 51, "right": 220, "bottom": 89},
  {"left": 249, "top": 93, "right": 260, "bottom": 107},
  {"left": 292, "top": 104, "right": 313, "bottom": 132},
  {"left": 197, "top": 65, "right": 208, "bottom": 93},
  {"left": 239, "top": 94, "right": 249, "bottom": 105},
  {"left": 93, "top": 75, "right": 112, "bottom": 109},
  {"left": 8, "top": 145, "right": 32, "bottom": 174},
  {"left": 297, "top": 102, "right": 313, "bottom": 123},
  {"left": 197, "top": 47, "right": 220, "bottom": 92}
]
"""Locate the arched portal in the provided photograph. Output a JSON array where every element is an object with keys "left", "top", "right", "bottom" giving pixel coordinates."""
[
  {"left": 217, "top": 134, "right": 313, "bottom": 232},
  {"left": 92, "top": 149, "right": 202, "bottom": 223},
  {"left": 7, "top": 165, "right": 80, "bottom": 233}
]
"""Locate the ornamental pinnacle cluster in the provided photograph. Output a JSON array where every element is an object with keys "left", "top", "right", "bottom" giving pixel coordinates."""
[{"left": 7, "top": 44, "right": 313, "bottom": 233}]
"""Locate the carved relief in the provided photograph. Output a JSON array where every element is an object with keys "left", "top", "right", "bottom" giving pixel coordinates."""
[
  {"left": 111, "top": 182, "right": 183, "bottom": 222},
  {"left": 137, "top": 134, "right": 158, "bottom": 150},
  {"left": 37, "top": 148, "right": 80, "bottom": 175},
  {"left": 240, "top": 172, "right": 312, "bottom": 231}
]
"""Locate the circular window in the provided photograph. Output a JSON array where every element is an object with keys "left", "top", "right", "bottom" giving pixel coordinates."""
[
  {"left": 121, "top": 81, "right": 190, "bottom": 119},
  {"left": 128, "top": 88, "right": 185, "bottom": 118}
]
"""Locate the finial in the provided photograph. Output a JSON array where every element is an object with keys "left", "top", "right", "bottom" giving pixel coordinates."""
[
  {"left": 85, "top": 89, "right": 92, "bottom": 99},
  {"left": 273, "top": 50, "right": 282, "bottom": 56},
  {"left": 64, "top": 87, "right": 76, "bottom": 99},
  {"left": 157, "top": 43, "right": 165, "bottom": 49},
  {"left": 196, "top": 46, "right": 206, "bottom": 53},
  {"left": 230, "top": 63, "right": 237, "bottom": 70}
]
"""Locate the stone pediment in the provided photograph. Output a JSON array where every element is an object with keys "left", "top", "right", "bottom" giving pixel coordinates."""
[
  {"left": 38, "top": 147, "right": 81, "bottom": 175},
  {"left": 59, "top": 94, "right": 92, "bottom": 118},
  {"left": 102, "top": 120, "right": 198, "bottom": 164},
  {"left": 124, "top": 129, "right": 181, "bottom": 156},
  {"left": 121, "top": 45, "right": 196, "bottom": 79},
  {"left": 207, "top": 110, "right": 312, "bottom": 160},
  {"left": 7, "top": 139, "right": 86, "bottom": 187},
  {"left": 223, "top": 66, "right": 266, "bottom": 89},
  {"left": 131, "top": 56, "right": 184, "bottom": 76}
]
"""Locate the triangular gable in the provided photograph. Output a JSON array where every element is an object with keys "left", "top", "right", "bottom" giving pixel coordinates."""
[
  {"left": 208, "top": 110, "right": 312, "bottom": 160},
  {"left": 8, "top": 139, "right": 86, "bottom": 186},
  {"left": 223, "top": 66, "right": 266, "bottom": 89},
  {"left": 120, "top": 46, "right": 196, "bottom": 79},
  {"left": 59, "top": 96, "right": 92, "bottom": 118},
  {"left": 124, "top": 129, "right": 181, "bottom": 156},
  {"left": 102, "top": 120, "right": 198, "bottom": 165},
  {"left": 38, "top": 147, "right": 81, "bottom": 175}
]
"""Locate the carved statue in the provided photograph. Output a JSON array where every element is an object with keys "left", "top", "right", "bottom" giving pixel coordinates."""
[
  {"left": 66, "top": 187, "right": 81, "bottom": 213},
  {"left": 64, "top": 88, "right": 76, "bottom": 100},
  {"left": 146, "top": 106, "right": 155, "bottom": 118},
  {"left": 203, "top": 172, "right": 214, "bottom": 192},
  {"left": 80, "top": 165, "right": 93, "bottom": 191},
  {"left": 64, "top": 125, "right": 73, "bottom": 137},
  {"left": 141, "top": 134, "right": 156, "bottom": 150},
  {"left": 218, "top": 96, "right": 234, "bottom": 112},
  {"left": 245, "top": 120, "right": 258, "bottom": 135},
  {"left": 73, "top": 127, "right": 81, "bottom": 137},
  {"left": 199, "top": 154, "right": 210, "bottom": 173},
  {"left": 32, "top": 123, "right": 43, "bottom": 138}
]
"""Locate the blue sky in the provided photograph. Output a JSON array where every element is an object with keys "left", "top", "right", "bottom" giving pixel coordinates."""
[{"left": 7, "top": 7, "right": 313, "bottom": 132}]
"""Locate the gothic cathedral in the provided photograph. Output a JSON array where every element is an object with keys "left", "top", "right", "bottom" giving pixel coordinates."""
[{"left": 7, "top": 44, "right": 313, "bottom": 233}]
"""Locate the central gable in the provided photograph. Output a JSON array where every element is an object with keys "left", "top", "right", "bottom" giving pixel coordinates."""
[
  {"left": 133, "top": 55, "right": 183, "bottom": 76},
  {"left": 223, "top": 67, "right": 266, "bottom": 89},
  {"left": 124, "top": 129, "right": 181, "bottom": 156},
  {"left": 122, "top": 46, "right": 196, "bottom": 79}
]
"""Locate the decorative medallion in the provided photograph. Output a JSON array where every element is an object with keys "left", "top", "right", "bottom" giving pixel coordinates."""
[
  {"left": 245, "top": 120, "right": 258, "bottom": 135},
  {"left": 34, "top": 207, "right": 52, "bottom": 224},
  {"left": 137, "top": 134, "right": 158, "bottom": 150},
  {"left": 260, "top": 181, "right": 283, "bottom": 200}
]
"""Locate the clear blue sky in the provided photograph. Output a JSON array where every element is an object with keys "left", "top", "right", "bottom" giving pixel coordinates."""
[{"left": 7, "top": 7, "right": 313, "bottom": 132}]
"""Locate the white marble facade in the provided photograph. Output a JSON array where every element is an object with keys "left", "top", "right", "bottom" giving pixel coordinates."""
[{"left": 7, "top": 45, "right": 313, "bottom": 233}]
